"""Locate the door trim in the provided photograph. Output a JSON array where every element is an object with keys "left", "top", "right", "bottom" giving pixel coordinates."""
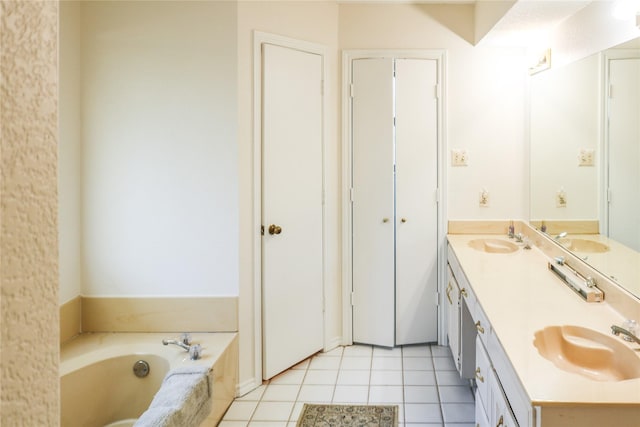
[
  {"left": 253, "top": 31, "right": 328, "bottom": 384},
  {"left": 341, "top": 49, "right": 448, "bottom": 346}
]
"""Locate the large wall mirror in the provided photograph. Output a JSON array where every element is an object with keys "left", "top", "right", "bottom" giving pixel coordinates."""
[{"left": 530, "top": 37, "right": 640, "bottom": 299}]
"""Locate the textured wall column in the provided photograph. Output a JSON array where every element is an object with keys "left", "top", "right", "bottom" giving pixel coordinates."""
[{"left": 1, "top": 1, "right": 59, "bottom": 425}]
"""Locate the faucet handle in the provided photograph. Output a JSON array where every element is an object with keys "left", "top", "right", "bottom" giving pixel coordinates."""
[
  {"left": 622, "top": 320, "right": 638, "bottom": 342},
  {"left": 189, "top": 344, "right": 202, "bottom": 360},
  {"left": 181, "top": 332, "right": 192, "bottom": 346}
]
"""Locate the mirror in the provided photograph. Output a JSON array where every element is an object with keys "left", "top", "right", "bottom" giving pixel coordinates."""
[{"left": 530, "top": 37, "right": 640, "bottom": 299}]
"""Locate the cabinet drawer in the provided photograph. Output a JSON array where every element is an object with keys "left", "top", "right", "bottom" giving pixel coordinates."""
[
  {"left": 475, "top": 336, "right": 491, "bottom": 408},
  {"left": 490, "top": 369, "right": 519, "bottom": 427}
]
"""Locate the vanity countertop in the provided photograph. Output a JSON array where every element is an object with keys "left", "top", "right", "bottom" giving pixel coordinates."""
[{"left": 447, "top": 234, "right": 640, "bottom": 406}]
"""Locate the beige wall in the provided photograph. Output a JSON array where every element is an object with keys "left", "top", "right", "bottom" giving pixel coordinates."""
[{"left": 1, "top": 1, "right": 60, "bottom": 424}]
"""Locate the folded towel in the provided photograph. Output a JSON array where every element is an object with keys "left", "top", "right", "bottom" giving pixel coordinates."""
[{"left": 134, "top": 366, "right": 212, "bottom": 427}]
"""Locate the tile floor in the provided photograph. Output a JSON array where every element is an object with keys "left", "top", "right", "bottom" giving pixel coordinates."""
[{"left": 219, "top": 344, "right": 475, "bottom": 427}]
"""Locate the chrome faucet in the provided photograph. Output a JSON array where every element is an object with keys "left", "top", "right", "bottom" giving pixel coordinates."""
[
  {"left": 162, "top": 339, "right": 191, "bottom": 351},
  {"left": 611, "top": 325, "right": 640, "bottom": 345},
  {"left": 554, "top": 232, "right": 568, "bottom": 241},
  {"left": 162, "top": 333, "right": 202, "bottom": 359}
]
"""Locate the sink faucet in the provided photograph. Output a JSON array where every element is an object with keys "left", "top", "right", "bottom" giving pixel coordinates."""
[
  {"left": 611, "top": 325, "right": 640, "bottom": 345},
  {"left": 554, "top": 231, "right": 568, "bottom": 241}
]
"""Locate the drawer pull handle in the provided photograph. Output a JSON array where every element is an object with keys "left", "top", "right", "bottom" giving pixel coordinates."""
[
  {"left": 476, "top": 321, "right": 485, "bottom": 334},
  {"left": 475, "top": 367, "right": 484, "bottom": 383},
  {"left": 496, "top": 415, "right": 504, "bottom": 427},
  {"left": 460, "top": 288, "right": 468, "bottom": 298},
  {"left": 446, "top": 283, "right": 453, "bottom": 305}
]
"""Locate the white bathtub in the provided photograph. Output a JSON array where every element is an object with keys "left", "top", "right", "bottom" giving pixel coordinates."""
[{"left": 60, "top": 332, "right": 238, "bottom": 427}]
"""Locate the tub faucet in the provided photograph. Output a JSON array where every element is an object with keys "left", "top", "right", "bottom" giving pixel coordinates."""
[
  {"left": 611, "top": 325, "right": 640, "bottom": 345},
  {"left": 162, "top": 339, "right": 191, "bottom": 351}
]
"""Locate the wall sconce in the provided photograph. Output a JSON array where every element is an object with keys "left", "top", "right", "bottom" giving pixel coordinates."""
[{"left": 529, "top": 48, "right": 551, "bottom": 75}]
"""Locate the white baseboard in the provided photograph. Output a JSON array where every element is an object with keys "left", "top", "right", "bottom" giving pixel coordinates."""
[{"left": 236, "top": 377, "right": 262, "bottom": 398}]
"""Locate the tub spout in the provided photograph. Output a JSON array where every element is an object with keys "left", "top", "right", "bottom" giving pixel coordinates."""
[{"left": 162, "top": 339, "right": 191, "bottom": 352}]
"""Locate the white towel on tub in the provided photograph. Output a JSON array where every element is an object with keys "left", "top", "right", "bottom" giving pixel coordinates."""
[{"left": 134, "top": 366, "right": 212, "bottom": 427}]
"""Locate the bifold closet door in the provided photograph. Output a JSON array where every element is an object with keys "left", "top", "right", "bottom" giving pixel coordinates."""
[
  {"left": 395, "top": 58, "right": 439, "bottom": 345},
  {"left": 351, "top": 58, "right": 395, "bottom": 347},
  {"left": 608, "top": 58, "right": 640, "bottom": 252}
]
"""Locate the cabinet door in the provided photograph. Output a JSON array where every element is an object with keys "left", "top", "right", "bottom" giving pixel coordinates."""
[
  {"left": 446, "top": 266, "right": 460, "bottom": 367},
  {"left": 490, "top": 369, "right": 519, "bottom": 427},
  {"left": 351, "top": 58, "right": 395, "bottom": 347},
  {"left": 395, "top": 58, "right": 439, "bottom": 345}
]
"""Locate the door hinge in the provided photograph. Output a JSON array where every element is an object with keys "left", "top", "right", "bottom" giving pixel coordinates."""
[
  {"left": 321, "top": 79, "right": 324, "bottom": 96},
  {"left": 435, "top": 188, "right": 441, "bottom": 204},
  {"left": 349, "top": 187, "right": 354, "bottom": 202},
  {"left": 261, "top": 225, "right": 265, "bottom": 236},
  {"left": 607, "top": 188, "right": 612, "bottom": 203},
  {"left": 350, "top": 291, "right": 355, "bottom": 306},
  {"left": 435, "top": 84, "right": 440, "bottom": 99},
  {"left": 435, "top": 291, "right": 441, "bottom": 307},
  {"left": 350, "top": 83, "right": 354, "bottom": 98},
  {"left": 608, "top": 83, "right": 613, "bottom": 99}
]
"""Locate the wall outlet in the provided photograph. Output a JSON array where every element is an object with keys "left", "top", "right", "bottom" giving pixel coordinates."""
[
  {"left": 479, "top": 189, "right": 489, "bottom": 207},
  {"left": 556, "top": 189, "right": 567, "bottom": 208},
  {"left": 451, "top": 149, "right": 468, "bottom": 166},
  {"left": 578, "top": 148, "right": 595, "bottom": 166}
]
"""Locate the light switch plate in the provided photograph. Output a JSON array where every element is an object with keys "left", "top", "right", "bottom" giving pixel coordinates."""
[
  {"left": 451, "top": 149, "right": 468, "bottom": 166},
  {"left": 479, "top": 189, "right": 489, "bottom": 207},
  {"left": 578, "top": 148, "right": 595, "bottom": 166}
]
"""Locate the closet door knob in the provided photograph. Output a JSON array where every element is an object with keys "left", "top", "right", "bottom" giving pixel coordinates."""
[{"left": 268, "top": 224, "right": 282, "bottom": 235}]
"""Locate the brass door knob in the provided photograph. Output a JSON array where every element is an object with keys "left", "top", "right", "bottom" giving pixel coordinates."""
[{"left": 268, "top": 224, "right": 282, "bottom": 235}]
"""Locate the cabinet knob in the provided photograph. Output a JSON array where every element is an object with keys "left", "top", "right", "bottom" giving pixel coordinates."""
[
  {"left": 475, "top": 367, "right": 484, "bottom": 383},
  {"left": 460, "top": 288, "right": 468, "bottom": 298},
  {"left": 382, "top": 218, "right": 390, "bottom": 223},
  {"left": 496, "top": 415, "right": 504, "bottom": 427},
  {"left": 446, "top": 283, "right": 453, "bottom": 305},
  {"left": 401, "top": 218, "right": 407, "bottom": 223},
  {"left": 475, "top": 321, "right": 485, "bottom": 334}
]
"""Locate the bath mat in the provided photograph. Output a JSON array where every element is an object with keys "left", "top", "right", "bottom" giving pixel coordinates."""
[{"left": 296, "top": 404, "right": 398, "bottom": 427}]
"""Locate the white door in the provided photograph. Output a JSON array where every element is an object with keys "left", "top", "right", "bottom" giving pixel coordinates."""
[
  {"left": 351, "top": 58, "right": 395, "bottom": 347},
  {"left": 608, "top": 57, "right": 640, "bottom": 252},
  {"left": 262, "top": 43, "right": 324, "bottom": 379},
  {"left": 351, "top": 57, "right": 439, "bottom": 347},
  {"left": 395, "top": 58, "right": 439, "bottom": 345}
]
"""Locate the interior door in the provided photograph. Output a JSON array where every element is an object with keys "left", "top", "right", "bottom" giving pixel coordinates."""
[
  {"left": 608, "top": 57, "right": 640, "bottom": 252},
  {"left": 262, "top": 43, "right": 324, "bottom": 379},
  {"left": 351, "top": 58, "right": 395, "bottom": 347},
  {"left": 395, "top": 58, "right": 439, "bottom": 344}
]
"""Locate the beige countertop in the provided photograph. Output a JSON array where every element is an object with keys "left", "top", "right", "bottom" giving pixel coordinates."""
[{"left": 447, "top": 234, "right": 640, "bottom": 406}]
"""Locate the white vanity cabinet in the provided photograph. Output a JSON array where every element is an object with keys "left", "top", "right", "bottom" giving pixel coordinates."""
[{"left": 448, "top": 243, "right": 533, "bottom": 427}]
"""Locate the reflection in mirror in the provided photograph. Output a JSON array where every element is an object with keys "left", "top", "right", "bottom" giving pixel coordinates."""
[{"left": 530, "top": 38, "right": 640, "bottom": 299}]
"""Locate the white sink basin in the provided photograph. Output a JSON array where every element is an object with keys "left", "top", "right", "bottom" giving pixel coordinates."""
[
  {"left": 468, "top": 238, "right": 519, "bottom": 254},
  {"left": 534, "top": 325, "right": 640, "bottom": 382}
]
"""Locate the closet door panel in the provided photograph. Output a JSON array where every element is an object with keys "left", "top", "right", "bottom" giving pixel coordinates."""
[
  {"left": 395, "top": 58, "right": 439, "bottom": 345},
  {"left": 351, "top": 58, "right": 395, "bottom": 347}
]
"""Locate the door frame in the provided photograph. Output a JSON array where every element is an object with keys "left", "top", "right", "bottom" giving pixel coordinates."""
[
  {"left": 252, "top": 31, "right": 329, "bottom": 383},
  {"left": 341, "top": 49, "right": 448, "bottom": 346}
]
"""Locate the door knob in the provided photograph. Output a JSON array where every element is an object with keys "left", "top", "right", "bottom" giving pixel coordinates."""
[{"left": 268, "top": 224, "right": 282, "bottom": 235}]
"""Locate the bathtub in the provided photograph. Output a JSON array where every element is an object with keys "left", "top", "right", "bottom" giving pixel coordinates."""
[{"left": 60, "top": 332, "right": 238, "bottom": 427}]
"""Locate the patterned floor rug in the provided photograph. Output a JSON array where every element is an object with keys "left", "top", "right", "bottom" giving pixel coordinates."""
[{"left": 296, "top": 404, "right": 398, "bottom": 427}]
